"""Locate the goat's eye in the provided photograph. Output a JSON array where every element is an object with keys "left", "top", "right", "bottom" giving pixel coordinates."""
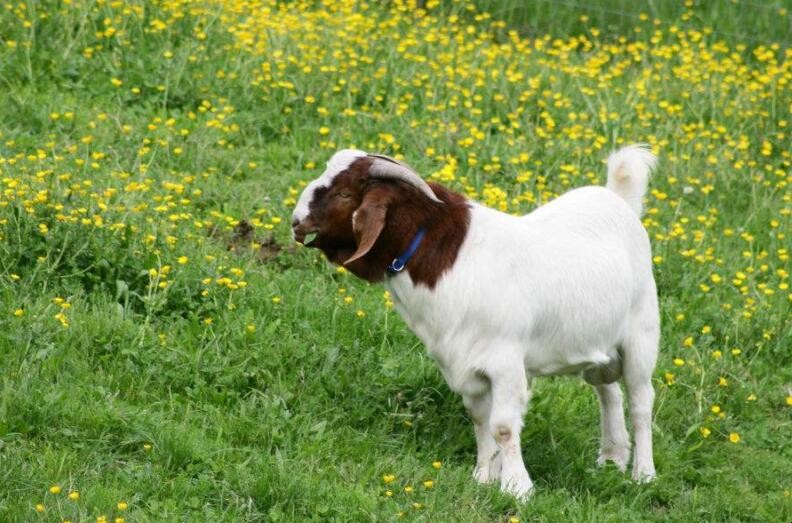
[{"left": 336, "top": 191, "right": 351, "bottom": 199}]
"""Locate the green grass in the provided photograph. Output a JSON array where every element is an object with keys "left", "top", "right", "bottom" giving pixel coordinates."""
[{"left": 1, "top": 0, "right": 790, "bottom": 521}]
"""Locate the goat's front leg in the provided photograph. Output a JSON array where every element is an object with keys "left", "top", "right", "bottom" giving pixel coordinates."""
[
  {"left": 488, "top": 360, "right": 533, "bottom": 500},
  {"left": 463, "top": 393, "right": 502, "bottom": 484}
]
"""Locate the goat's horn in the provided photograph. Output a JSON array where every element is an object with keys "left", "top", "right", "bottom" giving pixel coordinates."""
[{"left": 367, "top": 154, "right": 443, "bottom": 204}]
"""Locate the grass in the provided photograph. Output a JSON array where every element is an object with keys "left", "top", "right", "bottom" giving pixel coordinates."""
[{"left": 0, "top": 0, "right": 790, "bottom": 521}]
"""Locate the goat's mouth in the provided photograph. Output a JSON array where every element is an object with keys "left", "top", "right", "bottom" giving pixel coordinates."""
[{"left": 294, "top": 230, "right": 319, "bottom": 247}]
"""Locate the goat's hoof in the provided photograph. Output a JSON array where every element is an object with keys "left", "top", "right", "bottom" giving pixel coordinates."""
[
  {"left": 631, "top": 465, "right": 656, "bottom": 483},
  {"left": 597, "top": 445, "right": 630, "bottom": 472},
  {"left": 473, "top": 465, "right": 492, "bottom": 484},
  {"left": 500, "top": 472, "right": 534, "bottom": 501},
  {"left": 473, "top": 451, "right": 502, "bottom": 483}
]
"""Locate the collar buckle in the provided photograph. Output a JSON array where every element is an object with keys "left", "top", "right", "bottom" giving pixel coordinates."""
[
  {"left": 386, "top": 227, "right": 426, "bottom": 275},
  {"left": 388, "top": 258, "right": 405, "bottom": 273}
]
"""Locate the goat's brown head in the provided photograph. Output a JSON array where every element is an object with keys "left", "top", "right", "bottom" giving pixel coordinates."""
[{"left": 291, "top": 149, "right": 450, "bottom": 282}]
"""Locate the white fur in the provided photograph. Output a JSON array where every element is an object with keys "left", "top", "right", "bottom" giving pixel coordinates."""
[
  {"left": 385, "top": 145, "right": 660, "bottom": 499},
  {"left": 293, "top": 149, "right": 366, "bottom": 222},
  {"left": 606, "top": 144, "right": 656, "bottom": 216}
]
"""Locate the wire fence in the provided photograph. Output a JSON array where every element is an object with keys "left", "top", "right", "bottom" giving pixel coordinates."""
[{"left": 486, "top": 0, "right": 791, "bottom": 48}]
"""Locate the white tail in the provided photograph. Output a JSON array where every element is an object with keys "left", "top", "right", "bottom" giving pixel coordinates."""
[{"left": 606, "top": 144, "right": 657, "bottom": 217}]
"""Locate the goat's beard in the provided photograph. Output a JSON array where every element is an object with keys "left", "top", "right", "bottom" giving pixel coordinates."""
[{"left": 316, "top": 240, "right": 357, "bottom": 267}]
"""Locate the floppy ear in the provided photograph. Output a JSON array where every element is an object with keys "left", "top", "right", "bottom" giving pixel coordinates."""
[{"left": 344, "top": 188, "right": 391, "bottom": 265}]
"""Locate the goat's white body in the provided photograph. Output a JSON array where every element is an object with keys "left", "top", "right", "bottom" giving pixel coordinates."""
[
  {"left": 386, "top": 186, "right": 655, "bottom": 393},
  {"left": 385, "top": 146, "right": 660, "bottom": 497}
]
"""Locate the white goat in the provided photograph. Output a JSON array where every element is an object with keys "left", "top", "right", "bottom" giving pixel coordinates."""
[{"left": 292, "top": 145, "right": 660, "bottom": 499}]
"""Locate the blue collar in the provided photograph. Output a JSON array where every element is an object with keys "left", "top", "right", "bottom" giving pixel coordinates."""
[{"left": 387, "top": 227, "right": 426, "bottom": 274}]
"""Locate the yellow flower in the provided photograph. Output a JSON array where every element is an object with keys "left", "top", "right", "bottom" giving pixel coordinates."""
[
  {"left": 432, "top": 460, "right": 442, "bottom": 469},
  {"left": 35, "top": 503, "right": 45, "bottom": 513},
  {"left": 117, "top": 501, "right": 128, "bottom": 510},
  {"left": 68, "top": 490, "right": 80, "bottom": 501},
  {"left": 729, "top": 432, "right": 741, "bottom": 443},
  {"left": 272, "top": 296, "right": 282, "bottom": 304},
  {"left": 710, "top": 405, "right": 721, "bottom": 414},
  {"left": 673, "top": 358, "right": 685, "bottom": 366},
  {"left": 356, "top": 310, "right": 366, "bottom": 318},
  {"left": 404, "top": 485, "right": 413, "bottom": 493},
  {"left": 13, "top": 309, "right": 24, "bottom": 317},
  {"left": 111, "top": 78, "right": 123, "bottom": 87},
  {"left": 382, "top": 474, "right": 396, "bottom": 484},
  {"left": 177, "top": 256, "right": 189, "bottom": 265},
  {"left": 699, "top": 427, "right": 711, "bottom": 438},
  {"left": 785, "top": 396, "right": 792, "bottom": 406},
  {"left": 49, "top": 485, "right": 61, "bottom": 495},
  {"left": 423, "top": 480, "right": 434, "bottom": 489}
]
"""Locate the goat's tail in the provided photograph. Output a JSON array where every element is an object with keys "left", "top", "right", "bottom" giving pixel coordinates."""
[{"left": 606, "top": 144, "right": 657, "bottom": 217}]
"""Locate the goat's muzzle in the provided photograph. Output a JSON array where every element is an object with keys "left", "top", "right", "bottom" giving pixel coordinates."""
[{"left": 292, "top": 221, "right": 318, "bottom": 246}]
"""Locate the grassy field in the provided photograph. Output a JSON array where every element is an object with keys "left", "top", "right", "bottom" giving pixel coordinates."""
[{"left": 0, "top": 0, "right": 790, "bottom": 521}]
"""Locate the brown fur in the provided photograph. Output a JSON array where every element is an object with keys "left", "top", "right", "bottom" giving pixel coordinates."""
[{"left": 300, "top": 157, "right": 471, "bottom": 289}]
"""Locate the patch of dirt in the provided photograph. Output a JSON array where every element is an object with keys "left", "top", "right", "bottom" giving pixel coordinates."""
[{"left": 206, "top": 219, "right": 295, "bottom": 264}]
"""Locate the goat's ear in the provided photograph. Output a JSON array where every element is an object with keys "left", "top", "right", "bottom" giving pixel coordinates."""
[{"left": 344, "top": 189, "right": 390, "bottom": 265}]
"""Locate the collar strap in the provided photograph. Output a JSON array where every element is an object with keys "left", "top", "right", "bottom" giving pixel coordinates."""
[{"left": 387, "top": 227, "right": 426, "bottom": 274}]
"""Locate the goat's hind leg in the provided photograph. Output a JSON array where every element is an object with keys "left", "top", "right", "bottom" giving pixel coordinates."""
[
  {"left": 583, "top": 359, "right": 631, "bottom": 472},
  {"left": 622, "top": 300, "right": 660, "bottom": 482}
]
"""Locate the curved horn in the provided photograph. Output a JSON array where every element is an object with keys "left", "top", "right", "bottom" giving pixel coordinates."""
[{"left": 367, "top": 154, "right": 443, "bottom": 204}]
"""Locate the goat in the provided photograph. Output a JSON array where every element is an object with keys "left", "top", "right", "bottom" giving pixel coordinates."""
[{"left": 291, "top": 145, "right": 660, "bottom": 500}]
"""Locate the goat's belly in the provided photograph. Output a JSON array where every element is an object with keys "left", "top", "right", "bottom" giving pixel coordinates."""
[{"left": 523, "top": 344, "right": 616, "bottom": 377}]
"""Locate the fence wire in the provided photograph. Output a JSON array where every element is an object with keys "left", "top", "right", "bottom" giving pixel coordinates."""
[{"left": 503, "top": 0, "right": 792, "bottom": 48}]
